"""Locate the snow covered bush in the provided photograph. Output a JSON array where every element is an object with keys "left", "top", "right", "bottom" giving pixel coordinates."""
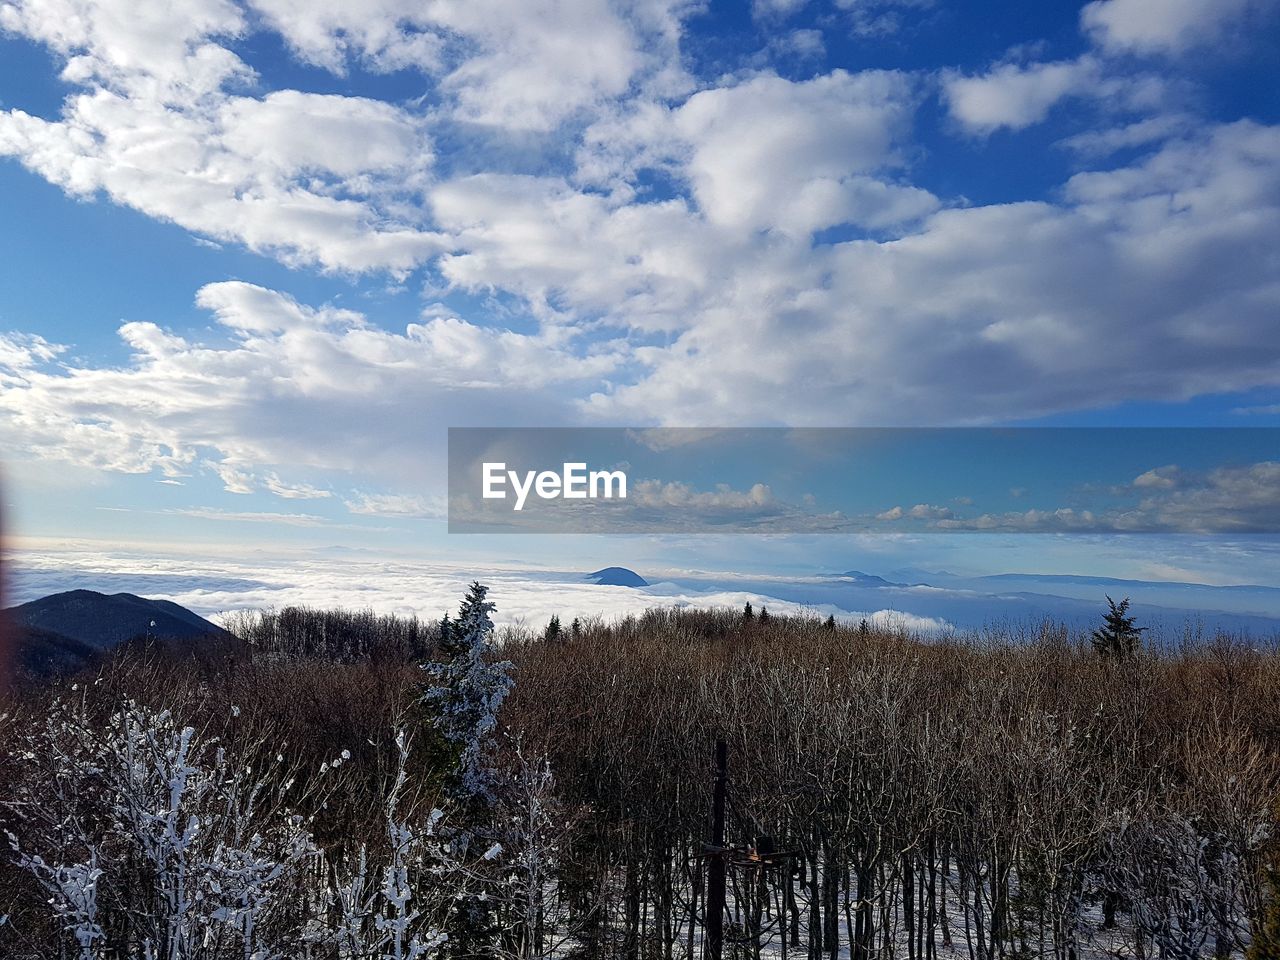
[
  {"left": 1103, "top": 810, "right": 1245, "bottom": 960},
  {"left": 327, "top": 728, "right": 461, "bottom": 960},
  {"left": 1, "top": 692, "right": 492, "bottom": 960},
  {"left": 493, "top": 742, "right": 579, "bottom": 960},
  {"left": 3, "top": 694, "right": 317, "bottom": 959}
]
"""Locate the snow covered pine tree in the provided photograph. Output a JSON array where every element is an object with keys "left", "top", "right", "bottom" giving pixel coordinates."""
[
  {"left": 424, "top": 582, "right": 515, "bottom": 810},
  {"left": 422, "top": 582, "right": 515, "bottom": 957}
]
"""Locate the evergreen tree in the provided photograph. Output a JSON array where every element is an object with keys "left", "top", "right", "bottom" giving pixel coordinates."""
[
  {"left": 423, "top": 582, "right": 515, "bottom": 807},
  {"left": 423, "top": 583, "right": 515, "bottom": 958},
  {"left": 858, "top": 618, "right": 870, "bottom": 636},
  {"left": 543, "top": 615, "right": 562, "bottom": 643},
  {"left": 1092, "top": 595, "right": 1145, "bottom": 658},
  {"left": 437, "top": 612, "right": 454, "bottom": 654},
  {"left": 824, "top": 614, "right": 836, "bottom": 631},
  {"left": 758, "top": 606, "right": 770, "bottom": 624},
  {"left": 570, "top": 617, "right": 581, "bottom": 639},
  {"left": 743, "top": 602, "right": 754, "bottom": 621}
]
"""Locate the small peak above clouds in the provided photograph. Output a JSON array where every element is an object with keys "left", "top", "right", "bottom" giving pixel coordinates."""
[
  {"left": 832, "top": 570, "right": 901, "bottom": 587},
  {"left": 585, "top": 567, "right": 649, "bottom": 587}
]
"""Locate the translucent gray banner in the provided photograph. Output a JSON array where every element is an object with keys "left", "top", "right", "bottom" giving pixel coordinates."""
[{"left": 447, "top": 427, "right": 1280, "bottom": 534}]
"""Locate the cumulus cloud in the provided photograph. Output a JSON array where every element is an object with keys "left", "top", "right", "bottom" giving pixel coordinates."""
[
  {"left": 246, "top": 0, "right": 692, "bottom": 131},
  {"left": 1134, "top": 465, "right": 1181, "bottom": 489},
  {"left": 943, "top": 55, "right": 1171, "bottom": 135},
  {"left": 0, "top": 1, "right": 444, "bottom": 272},
  {"left": 1, "top": 0, "right": 1279, "bottom": 513},
  {"left": 672, "top": 71, "right": 937, "bottom": 234},
  {"left": 0, "top": 94, "right": 442, "bottom": 273},
  {"left": 587, "top": 121, "right": 1280, "bottom": 426},
  {"left": 864, "top": 462, "right": 1280, "bottom": 534},
  {"left": 945, "top": 58, "right": 1102, "bottom": 134},
  {"left": 0, "top": 0, "right": 247, "bottom": 97},
  {"left": 0, "top": 281, "right": 622, "bottom": 495},
  {"left": 1081, "top": 0, "right": 1274, "bottom": 54},
  {"left": 1138, "top": 461, "right": 1280, "bottom": 532},
  {"left": 878, "top": 503, "right": 954, "bottom": 521}
]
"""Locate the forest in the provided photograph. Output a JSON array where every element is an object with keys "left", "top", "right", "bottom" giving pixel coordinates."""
[{"left": 2, "top": 586, "right": 1279, "bottom": 960}]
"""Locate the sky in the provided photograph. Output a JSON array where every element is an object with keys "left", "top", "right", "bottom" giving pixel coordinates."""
[{"left": 1, "top": 0, "right": 1279, "bottom": 608}]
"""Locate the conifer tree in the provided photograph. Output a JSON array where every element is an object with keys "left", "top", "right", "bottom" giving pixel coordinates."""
[
  {"left": 1092, "top": 596, "right": 1145, "bottom": 658},
  {"left": 423, "top": 583, "right": 515, "bottom": 957},
  {"left": 543, "top": 615, "right": 562, "bottom": 643},
  {"left": 743, "top": 602, "right": 754, "bottom": 621},
  {"left": 437, "top": 612, "right": 454, "bottom": 653},
  {"left": 824, "top": 614, "right": 836, "bottom": 631},
  {"left": 423, "top": 582, "right": 514, "bottom": 807},
  {"left": 758, "top": 606, "right": 770, "bottom": 624}
]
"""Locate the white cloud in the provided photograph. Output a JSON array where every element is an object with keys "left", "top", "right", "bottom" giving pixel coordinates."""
[
  {"left": 1134, "top": 465, "right": 1180, "bottom": 489},
  {"left": 344, "top": 492, "right": 446, "bottom": 519},
  {"left": 170, "top": 507, "right": 339, "bottom": 526},
  {"left": 576, "top": 69, "right": 937, "bottom": 236},
  {"left": 0, "top": 281, "right": 623, "bottom": 493},
  {"left": 876, "top": 503, "right": 954, "bottom": 521},
  {"left": 752, "top": 0, "right": 808, "bottom": 17},
  {"left": 1081, "top": 0, "right": 1273, "bottom": 54},
  {"left": 0, "top": 332, "right": 64, "bottom": 385},
  {"left": 209, "top": 461, "right": 256, "bottom": 495},
  {"left": 246, "top": 0, "right": 693, "bottom": 131},
  {"left": 218, "top": 91, "right": 432, "bottom": 179},
  {"left": 0, "top": 4, "right": 1278, "bottom": 496},
  {"left": 241, "top": 0, "right": 445, "bottom": 74},
  {"left": 431, "top": 173, "right": 724, "bottom": 330},
  {"left": 1058, "top": 114, "right": 1193, "bottom": 156},
  {"left": 1138, "top": 461, "right": 1280, "bottom": 532},
  {"left": 586, "top": 121, "right": 1280, "bottom": 426},
  {"left": 263, "top": 474, "right": 332, "bottom": 500},
  {"left": 832, "top": 0, "right": 935, "bottom": 37},
  {"left": 945, "top": 58, "right": 1100, "bottom": 134},
  {"left": 0, "top": 0, "right": 449, "bottom": 273},
  {"left": 0, "top": 91, "right": 443, "bottom": 273},
  {"left": 673, "top": 70, "right": 937, "bottom": 234},
  {"left": 0, "top": 0, "right": 247, "bottom": 97},
  {"left": 5, "top": 544, "right": 952, "bottom": 633},
  {"left": 631, "top": 479, "right": 775, "bottom": 509},
  {"left": 4, "top": 107, "right": 1279, "bottom": 476}
]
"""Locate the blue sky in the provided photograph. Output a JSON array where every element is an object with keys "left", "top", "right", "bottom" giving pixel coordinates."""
[{"left": 1, "top": 0, "right": 1279, "bottom": 592}]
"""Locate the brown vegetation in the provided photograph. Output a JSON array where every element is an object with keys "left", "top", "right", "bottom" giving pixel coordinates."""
[{"left": 1, "top": 601, "right": 1278, "bottom": 959}]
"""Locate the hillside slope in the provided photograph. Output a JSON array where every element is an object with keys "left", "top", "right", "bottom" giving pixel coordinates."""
[{"left": 7, "top": 590, "right": 228, "bottom": 650}]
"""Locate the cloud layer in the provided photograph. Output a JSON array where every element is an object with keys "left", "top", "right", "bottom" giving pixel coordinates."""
[{"left": 0, "top": 0, "right": 1278, "bottom": 518}]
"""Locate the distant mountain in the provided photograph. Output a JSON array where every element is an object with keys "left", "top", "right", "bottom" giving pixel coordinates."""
[
  {"left": 586, "top": 567, "right": 649, "bottom": 587},
  {"left": 976, "top": 573, "right": 1280, "bottom": 594},
  {"left": 6, "top": 590, "right": 229, "bottom": 651},
  {"left": 833, "top": 570, "right": 900, "bottom": 587}
]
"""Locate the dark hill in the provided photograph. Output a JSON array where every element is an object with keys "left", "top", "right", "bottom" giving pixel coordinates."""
[
  {"left": 586, "top": 567, "right": 649, "bottom": 587},
  {"left": 13, "top": 625, "right": 99, "bottom": 678},
  {"left": 6, "top": 590, "right": 228, "bottom": 651}
]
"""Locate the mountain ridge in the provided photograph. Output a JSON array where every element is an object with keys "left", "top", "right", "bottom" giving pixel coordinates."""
[{"left": 7, "top": 589, "right": 229, "bottom": 651}]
